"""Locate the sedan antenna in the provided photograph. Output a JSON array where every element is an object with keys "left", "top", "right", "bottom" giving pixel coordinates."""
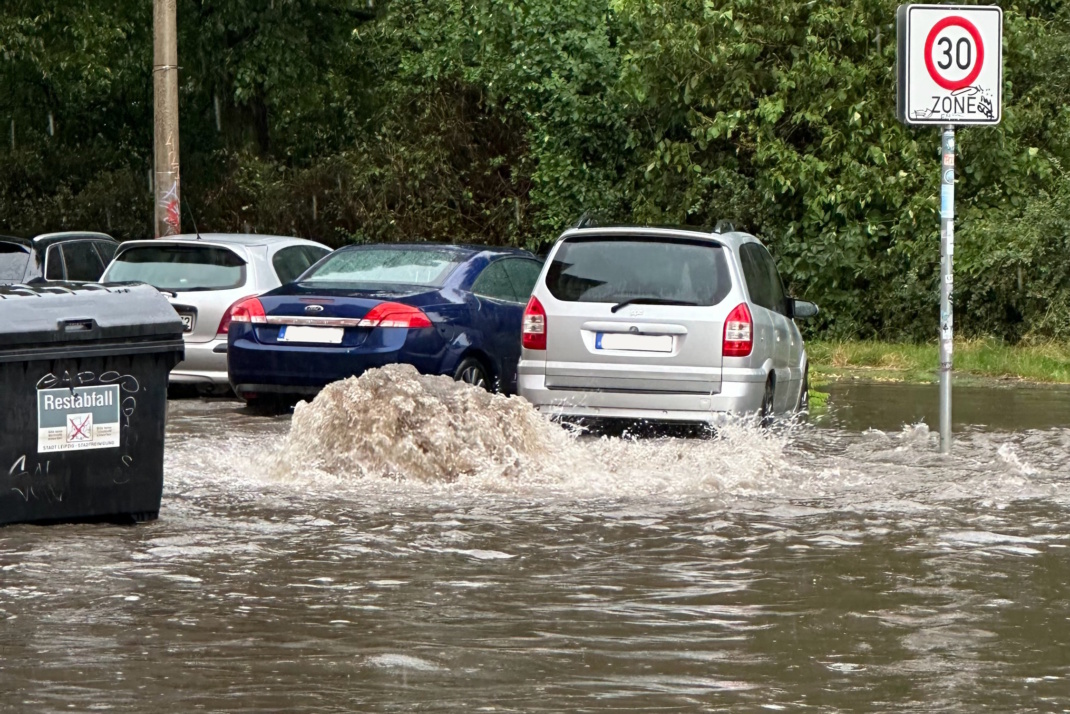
[{"left": 183, "top": 197, "right": 203, "bottom": 240}]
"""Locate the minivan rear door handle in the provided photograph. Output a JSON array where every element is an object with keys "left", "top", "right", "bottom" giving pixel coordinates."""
[
  {"left": 581, "top": 321, "right": 687, "bottom": 335},
  {"left": 59, "top": 318, "right": 97, "bottom": 333}
]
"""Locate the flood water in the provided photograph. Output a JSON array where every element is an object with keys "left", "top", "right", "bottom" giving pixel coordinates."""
[{"left": 2, "top": 377, "right": 1069, "bottom": 712}]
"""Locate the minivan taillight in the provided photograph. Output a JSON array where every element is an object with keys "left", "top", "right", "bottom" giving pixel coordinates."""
[
  {"left": 218, "top": 295, "right": 260, "bottom": 335},
  {"left": 358, "top": 302, "right": 432, "bottom": 329},
  {"left": 227, "top": 297, "right": 268, "bottom": 329},
  {"left": 522, "top": 296, "right": 547, "bottom": 350},
  {"left": 723, "top": 303, "right": 753, "bottom": 357}
]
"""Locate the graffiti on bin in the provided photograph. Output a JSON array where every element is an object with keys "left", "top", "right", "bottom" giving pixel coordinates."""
[
  {"left": 8, "top": 454, "right": 49, "bottom": 479},
  {"left": 6, "top": 454, "right": 63, "bottom": 504},
  {"left": 37, "top": 369, "right": 141, "bottom": 393}
]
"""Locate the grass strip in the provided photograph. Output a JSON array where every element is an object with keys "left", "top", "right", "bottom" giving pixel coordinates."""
[{"left": 807, "top": 339, "right": 1070, "bottom": 385}]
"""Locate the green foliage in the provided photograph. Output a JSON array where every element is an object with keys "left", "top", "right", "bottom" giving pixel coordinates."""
[{"left": 0, "top": 0, "right": 1068, "bottom": 341}]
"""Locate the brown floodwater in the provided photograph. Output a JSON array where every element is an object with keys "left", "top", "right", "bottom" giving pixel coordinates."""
[{"left": 1, "top": 377, "right": 1069, "bottom": 712}]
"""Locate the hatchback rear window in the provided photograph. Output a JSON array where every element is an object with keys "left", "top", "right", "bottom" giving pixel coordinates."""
[
  {"left": 104, "top": 245, "right": 246, "bottom": 291},
  {"left": 545, "top": 236, "right": 731, "bottom": 306},
  {"left": 302, "top": 247, "right": 464, "bottom": 287},
  {"left": 0, "top": 243, "right": 30, "bottom": 283}
]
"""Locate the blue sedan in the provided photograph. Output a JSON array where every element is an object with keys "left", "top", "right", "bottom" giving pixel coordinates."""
[{"left": 227, "top": 243, "right": 543, "bottom": 407}]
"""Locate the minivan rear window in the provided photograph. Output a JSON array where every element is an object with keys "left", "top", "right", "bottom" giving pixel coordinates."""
[
  {"left": 545, "top": 236, "right": 731, "bottom": 306},
  {"left": 0, "top": 243, "right": 30, "bottom": 283},
  {"left": 104, "top": 245, "right": 246, "bottom": 291}
]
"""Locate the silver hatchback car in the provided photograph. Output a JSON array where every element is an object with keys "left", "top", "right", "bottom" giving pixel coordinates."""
[
  {"left": 517, "top": 225, "right": 818, "bottom": 422},
  {"left": 101, "top": 233, "right": 331, "bottom": 389}
]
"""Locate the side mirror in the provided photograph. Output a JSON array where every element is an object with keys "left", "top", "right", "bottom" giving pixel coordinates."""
[{"left": 791, "top": 299, "right": 819, "bottom": 320}]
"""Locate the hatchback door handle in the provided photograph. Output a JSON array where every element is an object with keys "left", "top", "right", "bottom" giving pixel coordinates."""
[{"left": 60, "top": 318, "right": 96, "bottom": 333}]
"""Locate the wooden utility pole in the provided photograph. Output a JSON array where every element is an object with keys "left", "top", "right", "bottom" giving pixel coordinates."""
[{"left": 153, "top": 0, "right": 181, "bottom": 237}]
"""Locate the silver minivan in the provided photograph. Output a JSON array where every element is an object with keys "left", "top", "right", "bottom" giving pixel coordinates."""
[{"left": 517, "top": 225, "right": 818, "bottom": 422}]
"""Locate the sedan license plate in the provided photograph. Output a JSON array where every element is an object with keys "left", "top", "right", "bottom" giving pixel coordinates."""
[
  {"left": 596, "top": 332, "right": 673, "bottom": 353},
  {"left": 279, "top": 325, "right": 344, "bottom": 344},
  {"left": 180, "top": 315, "right": 194, "bottom": 333}
]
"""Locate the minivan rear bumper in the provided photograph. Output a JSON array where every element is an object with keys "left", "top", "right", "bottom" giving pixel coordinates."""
[{"left": 517, "top": 362, "right": 767, "bottom": 422}]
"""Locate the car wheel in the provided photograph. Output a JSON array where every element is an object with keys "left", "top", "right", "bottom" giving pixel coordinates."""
[
  {"left": 760, "top": 377, "right": 776, "bottom": 428},
  {"left": 796, "top": 366, "right": 810, "bottom": 413},
  {"left": 244, "top": 395, "right": 282, "bottom": 415},
  {"left": 454, "top": 357, "right": 490, "bottom": 391}
]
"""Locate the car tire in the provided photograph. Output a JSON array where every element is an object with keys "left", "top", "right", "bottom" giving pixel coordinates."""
[
  {"left": 454, "top": 357, "right": 490, "bottom": 391},
  {"left": 796, "top": 366, "right": 810, "bottom": 413},
  {"left": 760, "top": 377, "right": 776, "bottom": 428},
  {"left": 244, "top": 395, "right": 283, "bottom": 415}
]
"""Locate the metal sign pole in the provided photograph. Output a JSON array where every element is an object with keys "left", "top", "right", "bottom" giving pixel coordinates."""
[{"left": 939, "top": 125, "right": 955, "bottom": 454}]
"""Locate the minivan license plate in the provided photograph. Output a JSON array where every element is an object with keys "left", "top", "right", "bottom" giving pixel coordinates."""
[
  {"left": 596, "top": 332, "right": 673, "bottom": 353},
  {"left": 279, "top": 326, "right": 344, "bottom": 344},
  {"left": 180, "top": 315, "right": 194, "bottom": 332}
]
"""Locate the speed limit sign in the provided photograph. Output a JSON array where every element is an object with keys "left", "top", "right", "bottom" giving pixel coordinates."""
[{"left": 897, "top": 5, "right": 1002, "bottom": 125}]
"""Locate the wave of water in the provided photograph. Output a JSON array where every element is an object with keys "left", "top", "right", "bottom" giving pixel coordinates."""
[{"left": 166, "top": 365, "right": 1069, "bottom": 512}]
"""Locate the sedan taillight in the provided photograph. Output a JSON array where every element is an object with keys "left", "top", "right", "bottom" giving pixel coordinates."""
[
  {"left": 358, "top": 302, "right": 432, "bottom": 329},
  {"left": 218, "top": 295, "right": 261, "bottom": 335},
  {"left": 227, "top": 297, "right": 268, "bottom": 329}
]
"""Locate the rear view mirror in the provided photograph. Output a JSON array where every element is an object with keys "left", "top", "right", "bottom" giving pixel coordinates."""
[{"left": 791, "top": 299, "right": 819, "bottom": 320}]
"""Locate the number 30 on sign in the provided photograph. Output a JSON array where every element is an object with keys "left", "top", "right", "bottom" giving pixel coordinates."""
[{"left": 896, "top": 5, "right": 1003, "bottom": 126}]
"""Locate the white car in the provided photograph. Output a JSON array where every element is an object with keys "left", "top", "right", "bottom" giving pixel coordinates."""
[
  {"left": 517, "top": 224, "right": 818, "bottom": 423},
  {"left": 101, "top": 233, "right": 331, "bottom": 390}
]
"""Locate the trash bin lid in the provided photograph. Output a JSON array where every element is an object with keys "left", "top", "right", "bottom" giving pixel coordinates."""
[{"left": 0, "top": 282, "right": 184, "bottom": 349}]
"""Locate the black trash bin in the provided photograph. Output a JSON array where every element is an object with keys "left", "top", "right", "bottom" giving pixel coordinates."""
[{"left": 0, "top": 282, "right": 184, "bottom": 525}]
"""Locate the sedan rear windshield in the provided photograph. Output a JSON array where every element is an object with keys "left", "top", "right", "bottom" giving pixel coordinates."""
[
  {"left": 301, "top": 247, "right": 464, "bottom": 287},
  {"left": 104, "top": 245, "right": 246, "bottom": 291},
  {"left": 545, "top": 236, "right": 732, "bottom": 306},
  {"left": 0, "top": 243, "right": 30, "bottom": 283}
]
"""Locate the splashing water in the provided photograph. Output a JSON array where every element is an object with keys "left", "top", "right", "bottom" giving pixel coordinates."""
[
  {"left": 267, "top": 364, "right": 794, "bottom": 499},
  {"left": 997, "top": 442, "right": 1038, "bottom": 476},
  {"left": 272, "top": 364, "right": 577, "bottom": 482}
]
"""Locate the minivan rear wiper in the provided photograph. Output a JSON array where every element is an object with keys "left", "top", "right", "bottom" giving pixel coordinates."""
[{"left": 610, "top": 297, "right": 700, "bottom": 313}]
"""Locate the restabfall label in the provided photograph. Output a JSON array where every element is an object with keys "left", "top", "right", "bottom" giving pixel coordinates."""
[{"left": 37, "top": 386, "right": 121, "bottom": 453}]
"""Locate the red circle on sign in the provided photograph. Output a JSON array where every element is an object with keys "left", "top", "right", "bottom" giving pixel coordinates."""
[{"left": 924, "top": 16, "right": 985, "bottom": 91}]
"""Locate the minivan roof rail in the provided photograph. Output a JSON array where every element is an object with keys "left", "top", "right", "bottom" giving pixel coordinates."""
[
  {"left": 573, "top": 212, "right": 597, "bottom": 229},
  {"left": 712, "top": 220, "right": 735, "bottom": 234}
]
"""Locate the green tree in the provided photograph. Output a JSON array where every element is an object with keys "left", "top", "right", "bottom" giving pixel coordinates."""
[{"left": 0, "top": 0, "right": 1067, "bottom": 340}]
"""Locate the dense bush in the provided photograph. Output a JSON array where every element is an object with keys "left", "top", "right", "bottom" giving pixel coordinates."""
[{"left": 1, "top": 0, "right": 1067, "bottom": 340}]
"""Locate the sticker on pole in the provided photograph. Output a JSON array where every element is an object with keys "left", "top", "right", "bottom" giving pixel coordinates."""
[
  {"left": 37, "top": 386, "right": 121, "bottom": 453},
  {"left": 897, "top": 5, "right": 1002, "bottom": 125}
]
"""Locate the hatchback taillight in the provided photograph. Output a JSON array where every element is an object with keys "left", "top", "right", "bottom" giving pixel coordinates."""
[
  {"left": 358, "top": 302, "right": 432, "bottom": 329},
  {"left": 227, "top": 297, "right": 268, "bottom": 327},
  {"left": 218, "top": 295, "right": 261, "bottom": 335},
  {"left": 723, "top": 303, "right": 753, "bottom": 357},
  {"left": 522, "top": 296, "right": 547, "bottom": 350}
]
